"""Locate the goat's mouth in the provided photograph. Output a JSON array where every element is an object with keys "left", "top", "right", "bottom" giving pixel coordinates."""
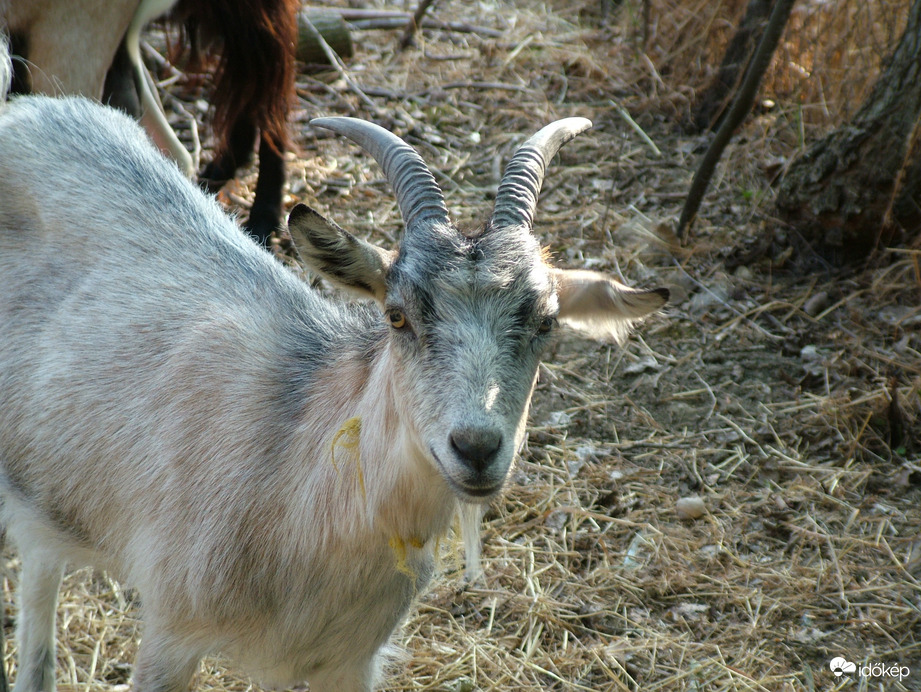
[{"left": 429, "top": 447, "right": 505, "bottom": 500}]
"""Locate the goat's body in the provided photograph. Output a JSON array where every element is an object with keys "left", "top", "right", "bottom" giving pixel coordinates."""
[
  {"left": 0, "top": 26, "right": 669, "bottom": 687},
  {"left": 0, "top": 95, "right": 454, "bottom": 691}
]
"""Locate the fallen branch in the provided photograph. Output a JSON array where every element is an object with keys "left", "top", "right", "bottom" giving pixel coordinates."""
[
  {"left": 300, "top": 14, "right": 382, "bottom": 117},
  {"left": 337, "top": 8, "right": 503, "bottom": 38}
]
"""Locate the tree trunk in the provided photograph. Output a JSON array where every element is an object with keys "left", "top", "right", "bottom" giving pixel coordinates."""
[
  {"left": 775, "top": 0, "right": 921, "bottom": 265},
  {"left": 689, "top": 0, "right": 777, "bottom": 133}
]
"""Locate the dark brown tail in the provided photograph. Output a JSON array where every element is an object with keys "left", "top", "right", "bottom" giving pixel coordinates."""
[{"left": 171, "top": 0, "right": 297, "bottom": 153}]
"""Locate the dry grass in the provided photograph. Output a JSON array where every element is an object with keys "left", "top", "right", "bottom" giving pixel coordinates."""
[
  {"left": 3, "top": 0, "right": 921, "bottom": 690},
  {"left": 632, "top": 0, "right": 910, "bottom": 126}
]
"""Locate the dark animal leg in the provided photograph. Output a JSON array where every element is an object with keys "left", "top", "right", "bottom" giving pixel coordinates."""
[
  {"left": 200, "top": 118, "right": 284, "bottom": 249},
  {"left": 200, "top": 116, "right": 257, "bottom": 193},
  {"left": 245, "top": 135, "right": 286, "bottom": 249},
  {"left": 103, "top": 38, "right": 142, "bottom": 117},
  {"left": 8, "top": 34, "right": 32, "bottom": 94}
]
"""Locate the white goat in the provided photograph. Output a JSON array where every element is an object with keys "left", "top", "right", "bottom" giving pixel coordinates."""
[{"left": 0, "top": 39, "right": 667, "bottom": 692}]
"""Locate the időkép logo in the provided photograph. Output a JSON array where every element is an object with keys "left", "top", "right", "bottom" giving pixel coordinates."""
[{"left": 829, "top": 656, "right": 911, "bottom": 682}]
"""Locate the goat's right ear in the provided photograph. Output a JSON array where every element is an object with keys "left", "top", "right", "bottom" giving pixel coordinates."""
[
  {"left": 287, "top": 204, "right": 394, "bottom": 302},
  {"left": 553, "top": 268, "right": 669, "bottom": 343}
]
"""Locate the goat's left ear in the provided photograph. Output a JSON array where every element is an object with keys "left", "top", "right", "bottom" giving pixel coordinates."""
[
  {"left": 287, "top": 204, "right": 394, "bottom": 302},
  {"left": 553, "top": 268, "right": 669, "bottom": 343}
]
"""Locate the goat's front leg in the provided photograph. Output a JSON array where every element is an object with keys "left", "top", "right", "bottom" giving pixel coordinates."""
[
  {"left": 307, "top": 661, "right": 377, "bottom": 692},
  {"left": 12, "top": 550, "right": 63, "bottom": 692},
  {"left": 131, "top": 626, "right": 202, "bottom": 692}
]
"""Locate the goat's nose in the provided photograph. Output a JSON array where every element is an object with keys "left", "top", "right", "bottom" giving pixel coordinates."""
[{"left": 450, "top": 426, "right": 503, "bottom": 473}]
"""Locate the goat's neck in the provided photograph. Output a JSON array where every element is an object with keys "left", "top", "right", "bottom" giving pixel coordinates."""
[
  {"left": 294, "top": 340, "right": 457, "bottom": 550},
  {"left": 359, "top": 343, "right": 457, "bottom": 544}
]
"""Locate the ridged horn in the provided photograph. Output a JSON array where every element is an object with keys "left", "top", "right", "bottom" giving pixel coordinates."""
[
  {"left": 311, "top": 117, "right": 450, "bottom": 232},
  {"left": 491, "top": 117, "right": 593, "bottom": 231}
]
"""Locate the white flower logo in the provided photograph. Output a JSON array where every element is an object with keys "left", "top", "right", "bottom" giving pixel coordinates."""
[{"left": 829, "top": 657, "right": 857, "bottom": 676}]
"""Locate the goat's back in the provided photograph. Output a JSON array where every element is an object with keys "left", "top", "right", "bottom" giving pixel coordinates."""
[
  {"left": 0, "top": 93, "right": 250, "bottom": 268},
  {"left": 0, "top": 94, "right": 315, "bottom": 380},
  {"left": 0, "top": 94, "right": 336, "bottom": 577}
]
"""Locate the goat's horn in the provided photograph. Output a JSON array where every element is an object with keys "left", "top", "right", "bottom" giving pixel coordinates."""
[
  {"left": 311, "top": 117, "right": 450, "bottom": 232},
  {"left": 490, "top": 117, "right": 592, "bottom": 231}
]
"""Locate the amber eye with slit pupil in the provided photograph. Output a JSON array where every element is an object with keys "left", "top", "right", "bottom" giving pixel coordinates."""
[
  {"left": 538, "top": 316, "right": 555, "bottom": 334},
  {"left": 388, "top": 310, "right": 407, "bottom": 329}
]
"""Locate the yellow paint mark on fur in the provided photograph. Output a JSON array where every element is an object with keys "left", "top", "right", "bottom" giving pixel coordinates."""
[
  {"left": 331, "top": 416, "right": 361, "bottom": 455},
  {"left": 389, "top": 534, "right": 425, "bottom": 580},
  {"left": 330, "top": 416, "right": 366, "bottom": 500}
]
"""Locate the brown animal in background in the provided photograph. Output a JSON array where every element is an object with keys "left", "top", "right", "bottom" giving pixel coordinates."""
[
  {"left": 170, "top": 0, "right": 296, "bottom": 247},
  {"left": 2, "top": 0, "right": 297, "bottom": 247}
]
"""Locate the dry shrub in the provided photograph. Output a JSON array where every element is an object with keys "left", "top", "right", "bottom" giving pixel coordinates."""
[{"left": 628, "top": 0, "right": 909, "bottom": 129}]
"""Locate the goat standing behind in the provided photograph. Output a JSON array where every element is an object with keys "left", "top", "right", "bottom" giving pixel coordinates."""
[
  {"left": 1, "top": 0, "right": 297, "bottom": 246},
  {"left": 0, "top": 38, "right": 667, "bottom": 692}
]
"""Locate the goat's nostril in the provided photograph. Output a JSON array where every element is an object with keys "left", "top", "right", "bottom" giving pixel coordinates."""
[{"left": 449, "top": 427, "right": 503, "bottom": 472}]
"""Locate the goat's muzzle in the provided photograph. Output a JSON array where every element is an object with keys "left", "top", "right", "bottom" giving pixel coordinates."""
[
  {"left": 450, "top": 425, "right": 503, "bottom": 474},
  {"left": 431, "top": 424, "right": 510, "bottom": 499}
]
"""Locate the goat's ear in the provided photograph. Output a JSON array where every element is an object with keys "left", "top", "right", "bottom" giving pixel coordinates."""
[
  {"left": 287, "top": 204, "right": 394, "bottom": 302},
  {"left": 553, "top": 268, "right": 669, "bottom": 343}
]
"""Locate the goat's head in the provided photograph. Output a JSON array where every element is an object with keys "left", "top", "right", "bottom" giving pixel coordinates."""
[{"left": 290, "top": 117, "right": 668, "bottom": 501}]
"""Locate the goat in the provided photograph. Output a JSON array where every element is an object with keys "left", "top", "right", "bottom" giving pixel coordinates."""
[
  {"left": 0, "top": 38, "right": 668, "bottom": 692},
  {"left": 1, "top": 0, "right": 297, "bottom": 247}
]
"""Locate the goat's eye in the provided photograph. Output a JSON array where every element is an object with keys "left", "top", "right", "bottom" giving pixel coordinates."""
[
  {"left": 537, "top": 316, "right": 556, "bottom": 334},
  {"left": 387, "top": 310, "right": 407, "bottom": 330}
]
